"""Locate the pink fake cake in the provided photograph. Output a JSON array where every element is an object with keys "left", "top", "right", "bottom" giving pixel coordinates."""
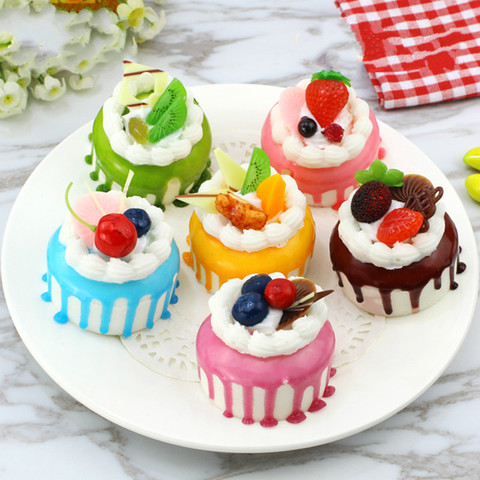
[
  {"left": 329, "top": 161, "right": 466, "bottom": 316},
  {"left": 196, "top": 273, "right": 335, "bottom": 427},
  {"left": 261, "top": 70, "right": 384, "bottom": 209}
]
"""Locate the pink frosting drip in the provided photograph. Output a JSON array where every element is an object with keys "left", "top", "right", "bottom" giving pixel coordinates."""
[
  {"left": 261, "top": 109, "right": 382, "bottom": 209},
  {"left": 196, "top": 317, "right": 336, "bottom": 427}
]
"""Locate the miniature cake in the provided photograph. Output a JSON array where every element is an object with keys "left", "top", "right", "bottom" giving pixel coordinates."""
[
  {"left": 329, "top": 160, "right": 466, "bottom": 316},
  {"left": 42, "top": 186, "right": 180, "bottom": 336},
  {"left": 261, "top": 70, "right": 383, "bottom": 209},
  {"left": 88, "top": 61, "right": 212, "bottom": 208},
  {"left": 196, "top": 273, "right": 336, "bottom": 427},
  {"left": 178, "top": 148, "right": 316, "bottom": 292}
]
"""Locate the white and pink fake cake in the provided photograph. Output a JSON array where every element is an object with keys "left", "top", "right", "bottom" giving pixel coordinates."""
[
  {"left": 42, "top": 187, "right": 180, "bottom": 337},
  {"left": 196, "top": 273, "right": 336, "bottom": 427},
  {"left": 329, "top": 163, "right": 466, "bottom": 316},
  {"left": 261, "top": 70, "right": 384, "bottom": 209}
]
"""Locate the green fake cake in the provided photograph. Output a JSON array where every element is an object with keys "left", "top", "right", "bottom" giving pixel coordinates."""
[{"left": 87, "top": 61, "right": 212, "bottom": 208}]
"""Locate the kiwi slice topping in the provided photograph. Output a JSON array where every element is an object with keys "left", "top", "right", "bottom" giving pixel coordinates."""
[
  {"left": 146, "top": 78, "right": 187, "bottom": 126},
  {"left": 148, "top": 96, "right": 187, "bottom": 143},
  {"left": 240, "top": 147, "right": 271, "bottom": 195}
]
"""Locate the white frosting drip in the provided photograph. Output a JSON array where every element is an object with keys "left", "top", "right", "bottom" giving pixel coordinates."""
[
  {"left": 59, "top": 193, "right": 173, "bottom": 283},
  {"left": 209, "top": 274, "right": 328, "bottom": 358},
  {"left": 271, "top": 81, "right": 372, "bottom": 168},
  {"left": 102, "top": 76, "right": 204, "bottom": 166},
  {"left": 338, "top": 189, "right": 446, "bottom": 269},
  {"left": 196, "top": 166, "right": 307, "bottom": 253}
]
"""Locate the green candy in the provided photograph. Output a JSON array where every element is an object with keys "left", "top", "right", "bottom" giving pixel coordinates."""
[
  {"left": 465, "top": 173, "right": 480, "bottom": 202},
  {"left": 463, "top": 147, "right": 480, "bottom": 170}
]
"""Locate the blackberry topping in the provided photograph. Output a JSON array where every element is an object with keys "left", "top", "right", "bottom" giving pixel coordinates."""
[
  {"left": 351, "top": 180, "right": 392, "bottom": 223},
  {"left": 298, "top": 116, "right": 317, "bottom": 138}
]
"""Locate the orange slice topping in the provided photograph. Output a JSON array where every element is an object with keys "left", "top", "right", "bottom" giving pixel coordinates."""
[{"left": 256, "top": 174, "right": 286, "bottom": 220}]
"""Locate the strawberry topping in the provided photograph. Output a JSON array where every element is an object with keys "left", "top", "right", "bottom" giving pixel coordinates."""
[
  {"left": 305, "top": 79, "right": 349, "bottom": 128},
  {"left": 377, "top": 208, "right": 424, "bottom": 246}
]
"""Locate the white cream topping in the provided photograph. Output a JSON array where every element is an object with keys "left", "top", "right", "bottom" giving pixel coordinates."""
[
  {"left": 59, "top": 193, "right": 173, "bottom": 284},
  {"left": 271, "top": 80, "right": 372, "bottom": 168},
  {"left": 209, "top": 273, "right": 328, "bottom": 358},
  {"left": 196, "top": 166, "right": 307, "bottom": 252},
  {"left": 338, "top": 189, "right": 446, "bottom": 269},
  {"left": 102, "top": 75, "right": 204, "bottom": 166}
]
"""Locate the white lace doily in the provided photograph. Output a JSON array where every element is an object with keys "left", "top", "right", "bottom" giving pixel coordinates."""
[{"left": 121, "top": 142, "right": 385, "bottom": 381}]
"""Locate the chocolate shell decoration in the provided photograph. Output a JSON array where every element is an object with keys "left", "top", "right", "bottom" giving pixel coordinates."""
[
  {"left": 390, "top": 175, "right": 443, "bottom": 233},
  {"left": 277, "top": 278, "right": 333, "bottom": 330}
]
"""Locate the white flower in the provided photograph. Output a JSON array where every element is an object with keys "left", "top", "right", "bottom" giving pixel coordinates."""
[
  {"left": 62, "top": 29, "right": 92, "bottom": 52},
  {"left": 117, "top": 0, "right": 146, "bottom": 29},
  {"left": 89, "top": 8, "right": 120, "bottom": 35},
  {"left": 0, "top": 32, "right": 19, "bottom": 55},
  {"left": 33, "top": 54, "right": 64, "bottom": 77},
  {"left": 135, "top": 7, "right": 165, "bottom": 43},
  {"left": 63, "top": 7, "right": 93, "bottom": 28},
  {"left": 2, "top": 64, "right": 31, "bottom": 88},
  {"left": 0, "top": 80, "right": 27, "bottom": 118},
  {"left": 68, "top": 74, "right": 96, "bottom": 90},
  {"left": 32, "top": 75, "right": 66, "bottom": 101},
  {"left": 101, "top": 26, "right": 127, "bottom": 53}
]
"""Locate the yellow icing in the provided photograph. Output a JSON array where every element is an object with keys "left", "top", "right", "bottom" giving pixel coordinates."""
[{"left": 186, "top": 207, "right": 316, "bottom": 291}]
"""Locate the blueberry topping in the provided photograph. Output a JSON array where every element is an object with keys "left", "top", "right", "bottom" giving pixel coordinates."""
[
  {"left": 232, "top": 292, "right": 269, "bottom": 327},
  {"left": 298, "top": 116, "right": 317, "bottom": 138},
  {"left": 123, "top": 208, "right": 151, "bottom": 237},
  {"left": 241, "top": 274, "right": 272, "bottom": 295}
]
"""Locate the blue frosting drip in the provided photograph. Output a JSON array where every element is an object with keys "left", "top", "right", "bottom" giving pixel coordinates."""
[{"left": 42, "top": 228, "right": 180, "bottom": 337}]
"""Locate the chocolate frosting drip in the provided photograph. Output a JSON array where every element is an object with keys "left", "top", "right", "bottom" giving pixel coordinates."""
[{"left": 329, "top": 213, "right": 464, "bottom": 315}]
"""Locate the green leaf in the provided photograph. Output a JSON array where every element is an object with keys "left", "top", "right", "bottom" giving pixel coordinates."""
[
  {"left": 368, "top": 159, "right": 388, "bottom": 179},
  {"left": 382, "top": 169, "right": 404, "bottom": 187},
  {"left": 311, "top": 70, "right": 351, "bottom": 87},
  {"left": 355, "top": 170, "right": 372, "bottom": 185},
  {"left": 355, "top": 160, "right": 404, "bottom": 186}
]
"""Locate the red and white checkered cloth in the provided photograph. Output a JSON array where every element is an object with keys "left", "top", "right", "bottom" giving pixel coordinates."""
[{"left": 335, "top": 0, "right": 480, "bottom": 109}]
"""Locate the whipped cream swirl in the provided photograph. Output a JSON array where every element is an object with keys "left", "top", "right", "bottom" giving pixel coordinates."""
[
  {"left": 271, "top": 79, "right": 373, "bottom": 168},
  {"left": 59, "top": 193, "right": 173, "bottom": 284},
  {"left": 338, "top": 190, "right": 446, "bottom": 269},
  {"left": 196, "top": 167, "right": 307, "bottom": 252},
  {"left": 103, "top": 75, "right": 204, "bottom": 167},
  {"left": 209, "top": 274, "right": 328, "bottom": 358}
]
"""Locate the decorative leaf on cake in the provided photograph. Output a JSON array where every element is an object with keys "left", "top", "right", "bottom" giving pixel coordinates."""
[
  {"left": 311, "top": 70, "right": 351, "bottom": 87},
  {"left": 355, "top": 159, "right": 404, "bottom": 187}
]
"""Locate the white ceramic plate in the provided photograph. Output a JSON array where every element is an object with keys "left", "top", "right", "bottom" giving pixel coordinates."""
[{"left": 1, "top": 85, "right": 478, "bottom": 453}]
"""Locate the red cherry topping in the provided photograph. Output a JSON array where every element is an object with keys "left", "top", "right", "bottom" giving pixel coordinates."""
[
  {"left": 377, "top": 208, "right": 424, "bottom": 246},
  {"left": 264, "top": 278, "right": 297, "bottom": 310},
  {"left": 94, "top": 213, "right": 137, "bottom": 258}
]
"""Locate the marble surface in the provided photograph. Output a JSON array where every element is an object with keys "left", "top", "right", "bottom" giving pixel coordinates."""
[{"left": 1, "top": 1, "right": 479, "bottom": 479}]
